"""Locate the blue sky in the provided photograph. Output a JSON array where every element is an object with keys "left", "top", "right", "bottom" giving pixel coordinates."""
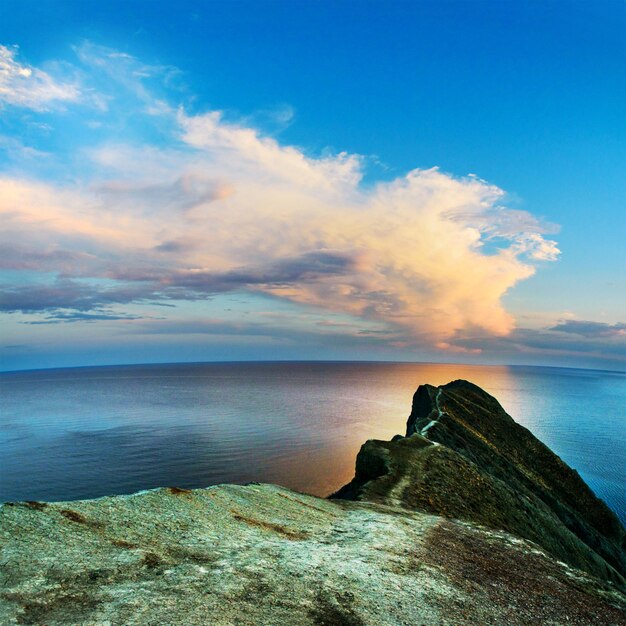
[{"left": 0, "top": 0, "right": 625, "bottom": 371}]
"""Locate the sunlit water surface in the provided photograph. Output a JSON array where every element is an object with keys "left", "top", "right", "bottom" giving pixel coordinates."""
[{"left": 1, "top": 362, "right": 624, "bottom": 523}]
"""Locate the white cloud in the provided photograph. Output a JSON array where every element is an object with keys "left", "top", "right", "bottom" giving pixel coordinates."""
[
  {"left": 0, "top": 44, "right": 561, "bottom": 352},
  {"left": 0, "top": 45, "right": 80, "bottom": 110},
  {"left": 513, "top": 233, "right": 560, "bottom": 261},
  {"left": 0, "top": 134, "right": 50, "bottom": 160}
]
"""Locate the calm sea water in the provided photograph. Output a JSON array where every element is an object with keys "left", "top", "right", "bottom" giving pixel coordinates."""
[{"left": 1, "top": 362, "right": 624, "bottom": 523}]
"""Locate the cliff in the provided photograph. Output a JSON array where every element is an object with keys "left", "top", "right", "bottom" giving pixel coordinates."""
[
  {"left": 334, "top": 380, "right": 626, "bottom": 589},
  {"left": 1, "top": 381, "right": 625, "bottom": 625}
]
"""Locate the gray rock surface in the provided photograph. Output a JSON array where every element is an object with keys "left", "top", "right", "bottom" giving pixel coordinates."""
[{"left": 1, "top": 484, "right": 625, "bottom": 625}]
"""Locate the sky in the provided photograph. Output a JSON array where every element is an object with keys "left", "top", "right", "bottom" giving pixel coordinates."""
[{"left": 0, "top": 0, "right": 624, "bottom": 372}]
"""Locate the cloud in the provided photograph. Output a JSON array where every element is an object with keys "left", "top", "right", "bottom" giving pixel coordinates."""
[
  {"left": 0, "top": 279, "right": 162, "bottom": 313},
  {"left": 549, "top": 320, "right": 626, "bottom": 338},
  {"left": 434, "top": 342, "right": 482, "bottom": 355},
  {"left": 513, "top": 233, "right": 560, "bottom": 262},
  {"left": 23, "top": 311, "right": 142, "bottom": 324},
  {"left": 72, "top": 41, "right": 182, "bottom": 113},
  {"left": 115, "top": 317, "right": 405, "bottom": 354},
  {"left": 446, "top": 321, "right": 626, "bottom": 367},
  {"left": 0, "top": 45, "right": 80, "bottom": 110},
  {"left": 0, "top": 134, "right": 50, "bottom": 160},
  {"left": 94, "top": 175, "right": 233, "bottom": 213},
  {"left": 0, "top": 43, "right": 562, "bottom": 352}
]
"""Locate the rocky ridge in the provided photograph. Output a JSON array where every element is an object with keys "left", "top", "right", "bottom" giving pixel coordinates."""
[{"left": 335, "top": 380, "right": 626, "bottom": 589}]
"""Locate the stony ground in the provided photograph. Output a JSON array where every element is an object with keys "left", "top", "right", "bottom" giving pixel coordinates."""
[{"left": 1, "top": 483, "right": 625, "bottom": 625}]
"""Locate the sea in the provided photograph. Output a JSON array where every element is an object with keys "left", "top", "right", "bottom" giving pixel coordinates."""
[{"left": 1, "top": 362, "right": 624, "bottom": 523}]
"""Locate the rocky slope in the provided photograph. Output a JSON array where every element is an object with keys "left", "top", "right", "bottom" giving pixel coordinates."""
[
  {"left": 2, "top": 484, "right": 626, "bottom": 625},
  {"left": 335, "top": 380, "right": 626, "bottom": 590},
  {"left": 1, "top": 380, "right": 625, "bottom": 625}
]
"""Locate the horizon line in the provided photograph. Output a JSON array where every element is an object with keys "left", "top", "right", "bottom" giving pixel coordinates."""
[{"left": 1, "top": 358, "right": 625, "bottom": 377}]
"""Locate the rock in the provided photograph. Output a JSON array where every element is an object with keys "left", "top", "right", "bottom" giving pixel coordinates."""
[
  {"left": 334, "top": 380, "right": 626, "bottom": 589},
  {"left": 1, "top": 484, "right": 625, "bottom": 625}
]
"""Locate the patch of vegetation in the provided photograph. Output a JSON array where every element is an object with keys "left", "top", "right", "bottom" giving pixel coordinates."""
[
  {"left": 3, "top": 588, "right": 102, "bottom": 625},
  {"left": 24, "top": 501, "right": 47, "bottom": 511},
  {"left": 230, "top": 511, "right": 309, "bottom": 540},
  {"left": 141, "top": 551, "right": 164, "bottom": 569},
  {"left": 309, "top": 591, "right": 365, "bottom": 626},
  {"left": 111, "top": 538, "right": 137, "bottom": 549},
  {"left": 58, "top": 509, "right": 90, "bottom": 524}
]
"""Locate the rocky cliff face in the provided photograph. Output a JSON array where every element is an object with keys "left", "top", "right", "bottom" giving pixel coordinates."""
[
  {"left": 334, "top": 379, "right": 626, "bottom": 589},
  {"left": 1, "top": 381, "right": 625, "bottom": 625}
]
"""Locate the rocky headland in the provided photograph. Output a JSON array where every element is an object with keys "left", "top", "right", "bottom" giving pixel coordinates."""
[{"left": 1, "top": 380, "right": 625, "bottom": 625}]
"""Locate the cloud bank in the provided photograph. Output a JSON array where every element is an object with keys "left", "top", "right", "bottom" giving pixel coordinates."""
[
  {"left": 550, "top": 320, "right": 626, "bottom": 339},
  {"left": 0, "top": 44, "right": 561, "bottom": 353}
]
